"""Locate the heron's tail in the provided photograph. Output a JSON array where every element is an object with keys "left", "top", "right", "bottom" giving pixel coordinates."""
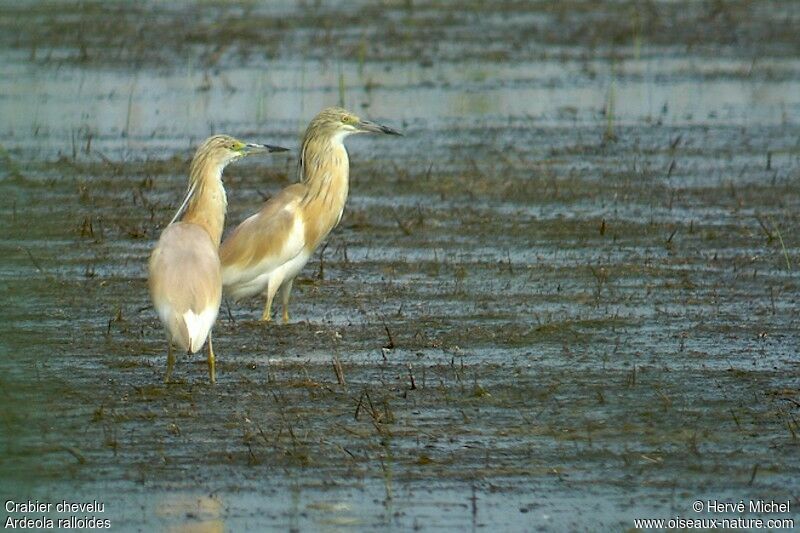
[{"left": 181, "top": 308, "right": 218, "bottom": 353}]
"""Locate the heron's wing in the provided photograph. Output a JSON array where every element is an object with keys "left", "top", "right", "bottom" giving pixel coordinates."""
[
  {"left": 220, "top": 184, "right": 307, "bottom": 287},
  {"left": 148, "top": 223, "right": 222, "bottom": 352}
]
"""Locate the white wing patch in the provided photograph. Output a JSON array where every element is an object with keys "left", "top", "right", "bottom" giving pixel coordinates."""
[
  {"left": 281, "top": 214, "right": 306, "bottom": 260},
  {"left": 183, "top": 307, "right": 218, "bottom": 353},
  {"left": 224, "top": 211, "right": 307, "bottom": 300}
]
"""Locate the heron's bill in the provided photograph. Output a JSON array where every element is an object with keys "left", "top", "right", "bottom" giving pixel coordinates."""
[
  {"left": 242, "top": 143, "right": 290, "bottom": 154},
  {"left": 357, "top": 120, "right": 403, "bottom": 136}
]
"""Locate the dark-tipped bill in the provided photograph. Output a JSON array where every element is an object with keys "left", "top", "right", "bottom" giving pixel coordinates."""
[
  {"left": 242, "top": 143, "right": 290, "bottom": 154},
  {"left": 357, "top": 120, "right": 403, "bottom": 136}
]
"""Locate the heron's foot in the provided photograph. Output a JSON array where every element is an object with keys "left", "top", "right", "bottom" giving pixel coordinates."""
[
  {"left": 260, "top": 313, "right": 272, "bottom": 323},
  {"left": 282, "top": 310, "right": 290, "bottom": 324}
]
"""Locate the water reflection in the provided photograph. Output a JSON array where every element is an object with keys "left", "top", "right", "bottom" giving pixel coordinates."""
[{"left": 1, "top": 52, "right": 798, "bottom": 159}]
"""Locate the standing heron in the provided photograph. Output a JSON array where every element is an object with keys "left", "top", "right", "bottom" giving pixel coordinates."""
[
  {"left": 148, "top": 135, "right": 288, "bottom": 383},
  {"left": 220, "top": 107, "right": 401, "bottom": 323}
]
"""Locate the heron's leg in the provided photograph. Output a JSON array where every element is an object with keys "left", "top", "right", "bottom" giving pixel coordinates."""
[
  {"left": 279, "top": 278, "right": 294, "bottom": 324},
  {"left": 260, "top": 280, "right": 280, "bottom": 322},
  {"left": 165, "top": 343, "right": 175, "bottom": 383},
  {"left": 260, "top": 292, "right": 274, "bottom": 321},
  {"left": 207, "top": 332, "right": 216, "bottom": 384}
]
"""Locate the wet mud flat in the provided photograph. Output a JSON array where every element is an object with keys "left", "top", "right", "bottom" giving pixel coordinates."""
[{"left": 1, "top": 1, "right": 800, "bottom": 530}]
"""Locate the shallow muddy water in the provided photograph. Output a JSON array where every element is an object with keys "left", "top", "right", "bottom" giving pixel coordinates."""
[{"left": 1, "top": 1, "right": 799, "bottom": 531}]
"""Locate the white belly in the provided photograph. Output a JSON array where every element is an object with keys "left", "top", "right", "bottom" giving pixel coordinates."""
[
  {"left": 275, "top": 250, "right": 312, "bottom": 287},
  {"left": 224, "top": 213, "right": 308, "bottom": 300},
  {"left": 227, "top": 250, "right": 311, "bottom": 300}
]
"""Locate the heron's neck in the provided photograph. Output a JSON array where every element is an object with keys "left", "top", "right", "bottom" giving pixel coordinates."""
[
  {"left": 300, "top": 136, "right": 350, "bottom": 209},
  {"left": 182, "top": 163, "right": 228, "bottom": 246},
  {"left": 297, "top": 135, "right": 351, "bottom": 247}
]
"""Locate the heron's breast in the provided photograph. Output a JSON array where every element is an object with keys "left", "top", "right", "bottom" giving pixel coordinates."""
[{"left": 303, "top": 177, "right": 349, "bottom": 249}]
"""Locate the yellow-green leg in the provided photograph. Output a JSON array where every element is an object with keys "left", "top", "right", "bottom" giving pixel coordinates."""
[
  {"left": 165, "top": 343, "right": 175, "bottom": 383},
  {"left": 261, "top": 287, "right": 275, "bottom": 322},
  {"left": 279, "top": 278, "right": 294, "bottom": 324},
  {"left": 207, "top": 332, "right": 216, "bottom": 384}
]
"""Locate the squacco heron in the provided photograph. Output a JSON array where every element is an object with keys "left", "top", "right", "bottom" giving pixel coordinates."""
[
  {"left": 220, "top": 107, "right": 401, "bottom": 323},
  {"left": 148, "top": 135, "right": 288, "bottom": 383}
]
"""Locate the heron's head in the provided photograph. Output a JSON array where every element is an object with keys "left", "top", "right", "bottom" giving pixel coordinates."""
[
  {"left": 307, "top": 107, "right": 402, "bottom": 144},
  {"left": 194, "top": 134, "right": 289, "bottom": 168}
]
